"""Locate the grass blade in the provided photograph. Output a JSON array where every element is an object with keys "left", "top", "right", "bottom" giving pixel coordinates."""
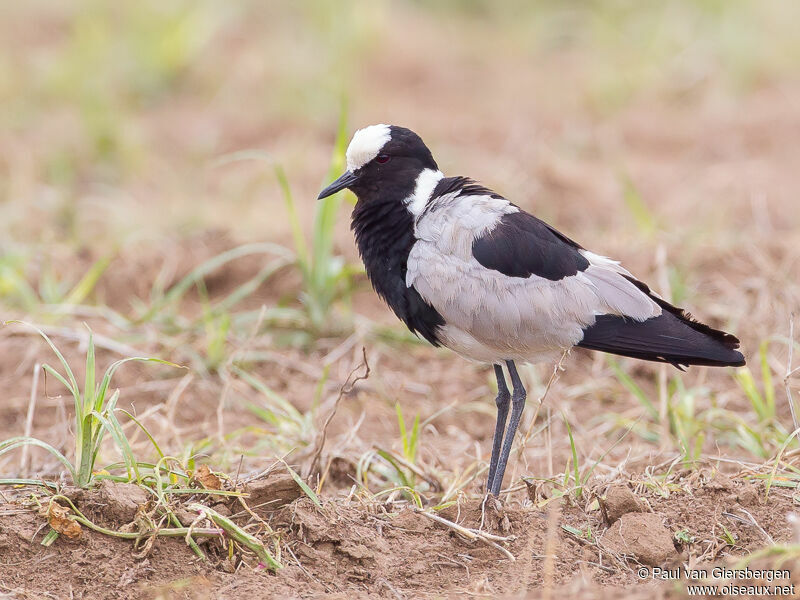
[
  {"left": 760, "top": 340, "right": 775, "bottom": 416},
  {"left": 0, "top": 437, "right": 78, "bottom": 483},
  {"left": 609, "top": 359, "right": 659, "bottom": 421},
  {"left": 187, "top": 503, "right": 282, "bottom": 570},
  {"left": 277, "top": 164, "right": 309, "bottom": 272},
  {"left": 408, "top": 414, "right": 420, "bottom": 464},
  {"left": 620, "top": 174, "right": 656, "bottom": 235},
  {"left": 563, "top": 413, "right": 581, "bottom": 496},
  {"left": 6, "top": 321, "right": 80, "bottom": 399},
  {"left": 137, "top": 243, "right": 293, "bottom": 323},
  {"left": 62, "top": 255, "right": 112, "bottom": 306},
  {"left": 766, "top": 426, "right": 800, "bottom": 499},
  {"left": 395, "top": 403, "right": 408, "bottom": 457},
  {"left": 117, "top": 409, "right": 166, "bottom": 461},
  {"left": 96, "top": 357, "right": 182, "bottom": 409},
  {"left": 89, "top": 407, "right": 137, "bottom": 482},
  {"left": 280, "top": 460, "right": 322, "bottom": 508}
]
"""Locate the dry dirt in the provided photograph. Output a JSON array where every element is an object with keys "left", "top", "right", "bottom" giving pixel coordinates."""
[{"left": 1, "top": 470, "right": 797, "bottom": 599}]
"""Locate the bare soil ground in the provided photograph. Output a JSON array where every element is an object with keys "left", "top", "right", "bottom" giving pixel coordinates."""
[
  {"left": 2, "top": 2, "right": 800, "bottom": 599},
  {"left": 1, "top": 472, "right": 797, "bottom": 599}
]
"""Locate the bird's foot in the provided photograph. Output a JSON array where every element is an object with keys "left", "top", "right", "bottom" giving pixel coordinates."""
[{"left": 480, "top": 493, "right": 511, "bottom": 533}]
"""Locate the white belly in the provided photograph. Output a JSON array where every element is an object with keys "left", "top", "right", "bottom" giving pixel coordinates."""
[{"left": 437, "top": 323, "right": 567, "bottom": 364}]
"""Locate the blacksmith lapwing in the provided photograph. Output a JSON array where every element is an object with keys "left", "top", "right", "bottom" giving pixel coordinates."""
[{"left": 318, "top": 124, "right": 745, "bottom": 496}]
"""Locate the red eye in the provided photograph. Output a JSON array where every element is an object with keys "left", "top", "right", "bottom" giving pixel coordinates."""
[{"left": 375, "top": 154, "right": 391, "bottom": 164}]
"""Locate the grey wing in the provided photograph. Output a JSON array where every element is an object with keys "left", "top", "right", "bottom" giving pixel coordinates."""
[{"left": 406, "top": 195, "right": 660, "bottom": 362}]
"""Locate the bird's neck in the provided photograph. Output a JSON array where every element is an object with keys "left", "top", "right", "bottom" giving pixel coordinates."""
[
  {"left": 349, "top": 167, "right": 445, "bottom": 306},
  {"left": 350, "top": 195, "right": 416, "bottom": 304}
]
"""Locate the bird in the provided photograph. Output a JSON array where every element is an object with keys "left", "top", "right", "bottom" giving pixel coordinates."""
[{"left": 318, "top": 124, "right": 745, "bottom": 497}]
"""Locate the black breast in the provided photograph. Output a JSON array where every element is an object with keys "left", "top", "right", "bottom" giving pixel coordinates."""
[{"left": 351, "top": 199, "right": 445, "bottom": 345}]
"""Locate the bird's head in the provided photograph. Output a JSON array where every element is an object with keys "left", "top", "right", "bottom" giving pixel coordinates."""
[{"left": 318, "top": 124, "right": 439, "bottom": 203}]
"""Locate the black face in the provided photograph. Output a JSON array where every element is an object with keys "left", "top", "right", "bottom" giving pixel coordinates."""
[{"left": 318, "top": 126, "right": 438, "bottom": 202}]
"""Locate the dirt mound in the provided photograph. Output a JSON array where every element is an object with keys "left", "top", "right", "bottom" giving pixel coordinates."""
[
  {"left": 600, "top": 486, "right": 645, "bottom": 524},
  {"left": 602, "top": 512, "right": 679, "bottom": 566}
]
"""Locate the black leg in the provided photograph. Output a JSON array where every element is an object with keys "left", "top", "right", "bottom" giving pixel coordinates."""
[
  {"left": 486, "top": 364, "right": 511, "bottom": 494},
  {"left": 489, "top": 360, "right": 526, "bottom": 496}
]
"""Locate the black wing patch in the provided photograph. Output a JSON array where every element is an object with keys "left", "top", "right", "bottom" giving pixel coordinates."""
[{"left": 472, "top": 211, "right": 590, "bottom": 281}]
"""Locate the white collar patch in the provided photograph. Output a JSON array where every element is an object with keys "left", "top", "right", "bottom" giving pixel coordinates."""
[
  {"left": 346, "top": 124, "right": 391, "bottom": 171},
  {"left": 405, "top": 168, "right": 444, "bottom": 217}
]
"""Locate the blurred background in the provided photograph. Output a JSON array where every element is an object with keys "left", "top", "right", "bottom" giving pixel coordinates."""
[
  {"left": 1, "top": 0, "right": 800, "bottom": 491},
  {"left": 3, "top": 1, "right": 799, "bottom": 250}
]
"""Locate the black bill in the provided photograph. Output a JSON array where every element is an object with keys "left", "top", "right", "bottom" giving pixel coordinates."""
[{"left": 317, "top": 170, "right": 359, "bottom": 199}]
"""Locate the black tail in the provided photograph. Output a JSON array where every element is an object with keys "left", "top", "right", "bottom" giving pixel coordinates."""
[{"left": 578, "top": 278, "right": 745, "bottom": 368}]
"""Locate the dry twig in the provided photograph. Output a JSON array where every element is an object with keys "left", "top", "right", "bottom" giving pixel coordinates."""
[
  {"left": 306, "top": 348, "right": 370, "bottom": 479},
  {"left": 19, "top": 363, "right": 41, "bottom": 476},
  {"left": 412, "top": 507, "right": 516, "bottom": 561}
]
